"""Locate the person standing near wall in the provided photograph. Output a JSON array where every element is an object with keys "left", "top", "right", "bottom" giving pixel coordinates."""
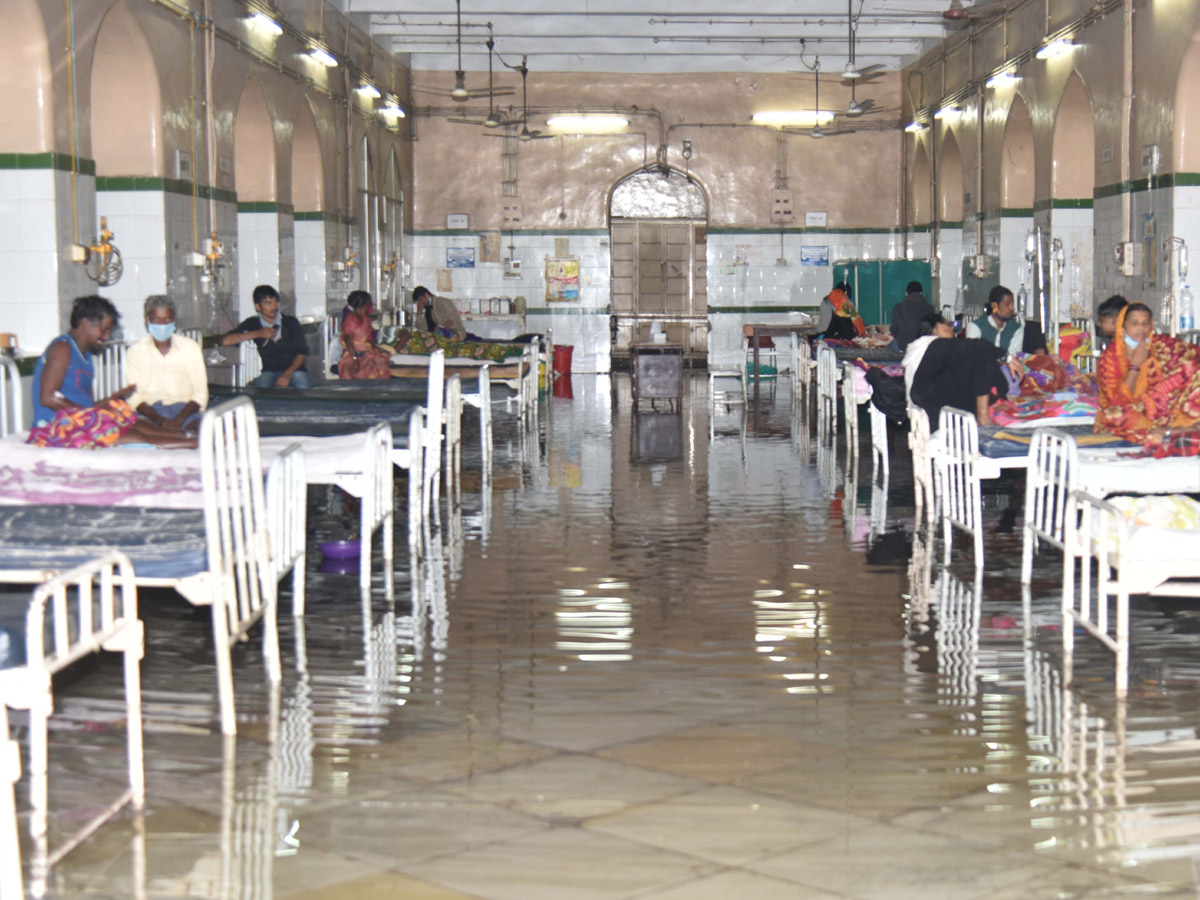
[{"left": 890, "top": 281, "right": 937, "bottom": 351}]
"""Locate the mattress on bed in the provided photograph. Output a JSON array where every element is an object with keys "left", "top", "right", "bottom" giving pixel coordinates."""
[{"left": 0, "top": 505, "right": 207, "bottom": 580}]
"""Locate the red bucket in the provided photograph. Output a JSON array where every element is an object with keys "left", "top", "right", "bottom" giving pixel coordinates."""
[
  {"left": 552, "top": 374, "right": 574, "bottom": 399},
  {"left": 553, "top": 344, "right": 574, "bottom": 375}
]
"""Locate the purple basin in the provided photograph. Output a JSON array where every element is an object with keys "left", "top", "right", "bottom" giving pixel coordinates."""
[{"left": 318, "top": 539, "right": 361, "bottom": 559}]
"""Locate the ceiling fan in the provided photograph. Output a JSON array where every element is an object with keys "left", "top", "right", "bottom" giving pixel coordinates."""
[
  {"left": 791, "top": 59, "right": 856, "bottom": 139},
  {"left": 942, "top": 0, "right": 1008, "bottom": 25},
  {"left": 484, "top": 56, "right": 552, "bottom": 141},
  {"left": 445, "top": 34, "right": 513, "bottom": 127},
  {"left": 412, "top": 2, "right": 515, "bottom": 102},
  {"left": 839, "top": 0, "right": 885, "bottom": 84}
]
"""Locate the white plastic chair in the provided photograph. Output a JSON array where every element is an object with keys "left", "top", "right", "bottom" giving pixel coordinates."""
[
  {"left": 0, "top": 357, "right": 23, "bottom": 437},
  {"left": 709, "top": 337, "right": 748, "bottom": 409},
  {"left": 0, "top": 552, "right": 144, "bottom": 897},
  {"left": 1021, "top": 428, "right": 1077, "bottom": 584},
  {"left": 936, "top": 407, "right": 984, "bottom": 568}
]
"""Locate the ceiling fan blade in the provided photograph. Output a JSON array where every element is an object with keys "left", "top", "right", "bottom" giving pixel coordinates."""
[{"left": 446, "top": 118, "right": 486, "bottom": 126}]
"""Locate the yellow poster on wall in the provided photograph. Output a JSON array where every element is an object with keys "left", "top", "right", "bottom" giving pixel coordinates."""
[{"left": 546, "top": 257, "right": 580, "bottom": 302}]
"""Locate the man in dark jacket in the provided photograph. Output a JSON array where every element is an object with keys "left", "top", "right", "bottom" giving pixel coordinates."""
[
  {"left": 889, "top": 281, "right": 936, "bottom": 351},
  {"left": 221, "top": 284, "right": 311, "bottom": 388}
]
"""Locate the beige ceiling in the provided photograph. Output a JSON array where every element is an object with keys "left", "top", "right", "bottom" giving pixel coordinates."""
[{"left": 342, "top": 0, "right": 962, "bottom": 75}]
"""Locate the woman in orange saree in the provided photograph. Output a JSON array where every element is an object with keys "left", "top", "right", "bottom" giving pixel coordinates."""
[
  {"left": 1095, "top": 302, "right": 1200, "bottom": 442},
  {"left": 817, "top": 281, "right": 866, "bottom": 339},
  {"left": 337, "top": 290, "right": 393, "bottom": 380}
]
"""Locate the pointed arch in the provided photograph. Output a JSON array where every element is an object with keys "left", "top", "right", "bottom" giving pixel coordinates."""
[
  {"left": 234, "top": 76, "right": 276, "bottom": 201},
  {"left": 1175, "top": 33, "right": 1200, "bottom": 171},
  {"left": 910, "top": 144, "right": 931, "bottom": 226},
  {"left": 291, "top": 99, "right": 323, "bottom": 210},
  {"left": 608, "top": 167, "right": 707, "bottom": 219},
  {"left": 0, "top": 0, "right": 52, "bottom": 152},
  {"left": 939, "top": 132, "right": 964, "bottom": 222},
  {"left": 1052, "top": 74, "right": 1095, "bottom": 200},
  {"left": 91, "top": 0, "right": 162, "bottom": 176},
  {"left": 1001, "top": 94, "right": 1034, "bottom": 208}
]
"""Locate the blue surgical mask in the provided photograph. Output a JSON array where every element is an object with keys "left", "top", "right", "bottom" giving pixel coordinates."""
[
  {"left": 148, "top": 322, "right": 176, "bottom": 342},
  {"left": 1123, "top": 333, "right": 1140, "bottom": 351}
]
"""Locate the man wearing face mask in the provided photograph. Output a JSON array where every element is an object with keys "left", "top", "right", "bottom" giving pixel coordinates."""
[
  {"left": 125, "top": 294, "right": 208, "bottom": 433},
  {"left": 964, "top": 285, "right": 1027, "bottom": 357}
]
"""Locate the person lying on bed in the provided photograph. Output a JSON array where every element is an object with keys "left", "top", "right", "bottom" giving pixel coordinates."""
[
  {"left": 30, "top": 295, "right": 197, "bottom": 449},
  {"left": 337, "top": 290, "right": 392, "bottom": 380},
  {"left": 413, "top": 285, "right": 468, "bottom": 342},
  {"left": 221, "top": 284, "right": 311, "bottom": 389},
  {"left": 903, "top": 312, "right": 1025, "bottom": 426},
  {"left": 125, "top": 294, "right": 207, "bottom": 433},
  {"left": 1096, "top": 302, "right": 1200, "bottom": 444}
]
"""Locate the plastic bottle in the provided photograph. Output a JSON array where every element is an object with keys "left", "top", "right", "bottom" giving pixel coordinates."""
[{"left": 1181, "top": 284, "right": 1195, "bottom": 332}]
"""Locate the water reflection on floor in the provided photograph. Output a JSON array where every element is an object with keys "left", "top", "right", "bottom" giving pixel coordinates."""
[{"left": 32, "top": 373, "right": 1200, "bottom": 898}]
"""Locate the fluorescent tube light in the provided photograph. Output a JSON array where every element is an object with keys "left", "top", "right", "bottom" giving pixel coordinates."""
[
  {"left": 379, "top": 98, "right": 405, "bottom": 119},
  {"left": 986, "top": 70, "right": 1018, "bottom": 88},
  {"left": 1036, "top": 37, "right": 1074, "bottom": 60},
  {"left": 905, "top": 120, "right": 929, "bottom": 133},
  {"left": 752, "top": 110, "right": 836, "bottom": 128},
  {"left": 247, "top": 12, "right": 283, "bottom": 36},
  {"left": 308, "top": 47, "right": 338, "bottom": 68},
  {"left": 356, "top": 82, "right": 382, "bottom": 99},
  {"left": 935, "top": 105, "right": 960, "bottom": 120},
  {"left": 545, "top": 115, "right": 628, "bottom": 133}
]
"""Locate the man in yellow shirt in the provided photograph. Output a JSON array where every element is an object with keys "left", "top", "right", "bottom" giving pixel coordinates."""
[{"left": 126, "top": 295, "right": 208, "bottom": 433}]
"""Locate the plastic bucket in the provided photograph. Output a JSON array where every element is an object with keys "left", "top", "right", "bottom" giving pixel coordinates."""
[{"left": 553, "top": 344, "right": 574, "bottom": 375}]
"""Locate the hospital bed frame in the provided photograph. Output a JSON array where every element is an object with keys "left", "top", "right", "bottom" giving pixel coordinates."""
[{"left": 0, "top": 552, "right": 144, "bottom": 898}]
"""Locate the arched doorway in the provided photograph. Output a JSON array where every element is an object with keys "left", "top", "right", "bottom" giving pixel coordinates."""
[
  {"left": 938, "top": 132, "right": 965, "bottom": 313},
  {"left": 233, "top": 76, "right": 279, "bottom": 321},
  {"left": 909, "top": 144, "right": 931, "bottom": 228},
  {"left": 609, "top": 167, "right": 708, "bottom": 360},
  {"left": 998, "top": 94, "right": 1035, "bottom": 294},
  {"left": 92, "top": 0, "right": 167, "bottom": 335},
  {"left": 0, "top": 0, "right": 52, "bottom": 152},
  {"left": 1051, "top": 73, "right": 1095, "bottom": 320}
]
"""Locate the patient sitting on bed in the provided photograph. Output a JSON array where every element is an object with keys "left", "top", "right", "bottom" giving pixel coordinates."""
[
  {"left": 29, "top": 295, "right": 197, "bottom": 449},
  {"left": 125, "top": 294, "right": 207, "bottom": 433},
  {"left": 1097, "top": 302, "right": 1200, "bottom": 447},
  {"left": 903, "top": 313, "right": 1025, "bottom": 426}
]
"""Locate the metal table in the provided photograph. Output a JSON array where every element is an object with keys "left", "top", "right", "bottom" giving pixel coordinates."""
[
  {"left": 629, "top": 342, "right": 684, "bottom": 411},
  {"left": 742, "top": 322, "right": 818, "bottom": 384}
]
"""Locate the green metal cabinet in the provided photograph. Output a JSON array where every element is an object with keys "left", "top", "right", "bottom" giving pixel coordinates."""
[{"left": 832, "top": 259, "right": 934, "bottom": 326}]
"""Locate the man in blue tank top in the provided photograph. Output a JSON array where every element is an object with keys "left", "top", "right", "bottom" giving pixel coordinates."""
[{"left": 31, "top": 295, "right": 128, "bottom": 426}]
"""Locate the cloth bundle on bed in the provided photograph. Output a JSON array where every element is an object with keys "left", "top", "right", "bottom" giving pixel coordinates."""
[
  {"left": 391, "top": 328, "right": 526, "bottom": 363},
  {"left": 988, "top": 353, "right": 1099, "bottom": 426},
  {"left": 977, "top": 423, "right": 1133, "bottom": 459}
]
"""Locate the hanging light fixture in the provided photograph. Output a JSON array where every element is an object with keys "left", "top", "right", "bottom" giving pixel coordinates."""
[{"left": 308, "top": 46, "right": 338, "bottom": 67}]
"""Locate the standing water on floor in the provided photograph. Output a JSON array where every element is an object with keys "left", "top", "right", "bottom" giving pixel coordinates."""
[{"left": 30, "top": 373, "right": 1200, "bottom": 898}]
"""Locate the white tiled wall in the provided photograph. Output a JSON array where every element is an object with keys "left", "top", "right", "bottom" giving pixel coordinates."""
[
  {"left": 706, "top": 230, "right": 908, "bottom": 368},
  {"left": 998, "top": 215, "right": 1033, "bottom": 295},
  {"left": 0, "top": 168, "right": 60, "bottom": 352},
  {"left": 294, "top": 218, "right": 327, "bottom": 317},
  {"left": 96, "top": 189, "right": 167, "bottom": 340},
  {"left": 1050, "top": 207, "right": 1095, "bottom": 320},
  {"left": 237, "top": 211, "right": 281, "bottom": 320},
  {"left": 410, "top": 231, "right": 612, "bottom": 372},
  {"left": 936, "top": 226, "right": 964, "bottom": 314}
]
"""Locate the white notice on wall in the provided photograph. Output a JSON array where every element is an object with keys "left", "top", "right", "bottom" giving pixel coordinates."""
[{"left": 805, "top": 211, "right": 828, "bottom": 228}]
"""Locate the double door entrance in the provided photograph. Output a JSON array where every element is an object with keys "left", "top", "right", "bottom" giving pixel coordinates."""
[{"left": 610, "top": 218, "right": 708, "bottom": 360}]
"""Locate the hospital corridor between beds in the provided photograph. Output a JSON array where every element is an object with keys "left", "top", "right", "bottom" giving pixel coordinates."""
[{"left": 8, "top": 373, "right": 1200, "bottom": 898}]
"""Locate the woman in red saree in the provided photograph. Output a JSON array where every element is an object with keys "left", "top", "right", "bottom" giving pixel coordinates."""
[
  {"left": 1096, "top": 302, "right": 1200, "bottom": 442},
  {"left": 337, "top": 290, "right": 392, "bottom": 380}
]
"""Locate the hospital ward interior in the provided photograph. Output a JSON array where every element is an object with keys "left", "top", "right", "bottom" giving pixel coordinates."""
[{"left": 9, "top": 0, "right": 1200, "bottom": 896}]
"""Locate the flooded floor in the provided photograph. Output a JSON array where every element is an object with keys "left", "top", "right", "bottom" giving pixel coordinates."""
[{"left": 28, "top": 374, "right": 1200, "bottom": 898}]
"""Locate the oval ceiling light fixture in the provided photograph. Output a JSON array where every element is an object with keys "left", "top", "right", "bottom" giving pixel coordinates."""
[
  {"left": 356, "top": 82, "right": 382, "bottom": 99},
  {"left": 379, "top": 97, "right": 406, "bottom": 119},
  {"left": 247, "top": 12, "right": 283, "bottom": 36},
  {"left": 546, "top": 114, "right": 629, "bottom": 133},
  {"left": 752, "top": 110, "right": 836, "bottom": 128},
  {"left": 905, "top": 119, "right": 930, "bottom": 133},
  {"left": 308, "top": 46, "right": 338, "bottom": 68},
  {"left": 935, "top": 105, "right": 961, "bottom": 120},
  {"left": 1036, "top": 37, "right": 1074, "bottom": 60}
]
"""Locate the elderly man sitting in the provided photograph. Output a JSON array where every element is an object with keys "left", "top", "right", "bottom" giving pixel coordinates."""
[{"left": 125, "top": 295, "right": 208, "bottom": 433}]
